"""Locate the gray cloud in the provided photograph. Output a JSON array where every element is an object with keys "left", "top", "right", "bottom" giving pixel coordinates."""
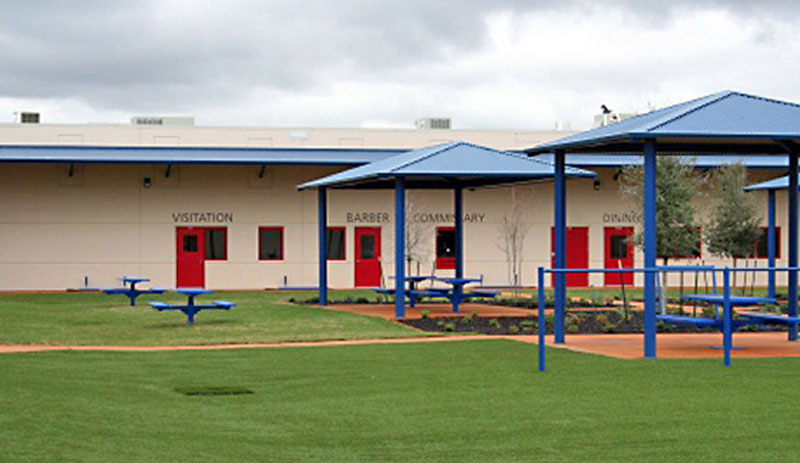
[{"left": 1, "top": 0, "right": 800, "bottom": 127}]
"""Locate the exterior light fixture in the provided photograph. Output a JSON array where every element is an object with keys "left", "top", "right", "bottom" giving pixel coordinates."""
[
  {"left": 143, "top": 177, "right": 152, "bottom": 188},
  {"left": 593, "top": 180, "right": 601, "bottom": 191}
]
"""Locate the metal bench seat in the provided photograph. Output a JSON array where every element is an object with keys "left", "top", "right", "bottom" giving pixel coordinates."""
[{"left": 740, "top": 312, "right": 800, "bottom": 325}]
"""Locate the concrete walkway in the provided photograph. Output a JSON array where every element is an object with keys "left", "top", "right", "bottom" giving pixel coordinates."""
[{"left": 3, "top": 332, "right": 800, "bottom": 360}]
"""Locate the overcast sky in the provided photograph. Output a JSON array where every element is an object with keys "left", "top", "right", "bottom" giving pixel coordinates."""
[{"left": 2, "top": 0, "right": 800, "bottom": 130}]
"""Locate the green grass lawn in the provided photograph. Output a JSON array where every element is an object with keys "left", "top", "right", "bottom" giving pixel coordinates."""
[
  {"left": 0, "top": 290, "right": 420, "bottom": 346},
  {"left": 1, "top": 340, "right": 798, "bottom": 462}
]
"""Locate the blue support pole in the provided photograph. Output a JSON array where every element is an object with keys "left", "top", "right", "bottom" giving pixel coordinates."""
[
  {"left": 537, "top": 266, "right": 546, "bottom": 372},
  {"left": 455, "top": 186, "right": 464, "bottom": 280},
  {"left": 643, "top": 139, "right": 658, "bottom": 359},
  {"left": 768, "top": 189, "right": 776, "bottom": 299},
  {"left": 723, "top": 267, "right": 732, "bottom": 367},
  {"left": 318, "top": 188, "right": 328, "bottom": 306},
  {"left": 454, "top": 186, "right": 464, "bottom": 313},
  {"left": 553, "top": 149, "right": 566, "bottom": 343},
  {"left": 394, "top": 177, "right": 406, "bottom": 319},
  {"left": 789, "top": 152, "right": 798, "bottom": 341}
]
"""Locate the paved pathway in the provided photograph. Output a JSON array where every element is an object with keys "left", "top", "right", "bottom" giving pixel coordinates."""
[{"left": 3, "top": 332, "right": 799, "bottom": 359}]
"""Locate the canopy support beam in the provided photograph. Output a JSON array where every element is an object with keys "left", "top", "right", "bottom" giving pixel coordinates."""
[
  {"left": 768, "top": 189, "right": 776, "bottom": 299},
  {"left": 454, "top": 185, "right": 464, "bottom": 312},
  {"left": 789, "top": 151, "right": 798, "bottom": 341},
  {"left": 394, "top": 177, "right": 406, "bottom": 319},
  {"left": 553, "top": 149, "right": 566, "bottom": 343},
  {"left": 643, "top": 139, "right": 657, "bottom": 359},
  {"left": 318, "top": 188, "right": 328, "bottom": 306}
]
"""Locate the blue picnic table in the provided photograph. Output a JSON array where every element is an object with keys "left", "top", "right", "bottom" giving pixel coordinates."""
[
  {"left": 657, "top": 293, "right": 785, "bottom": 344},
  {"left": 103, "top": 276, "right": 165, "bottom": 306},
  {"left": 149, "top": 288, "right": 235, "bottom": 324},
  {"left": 373, "top": 276, "right": 497, "bottom": 313}
]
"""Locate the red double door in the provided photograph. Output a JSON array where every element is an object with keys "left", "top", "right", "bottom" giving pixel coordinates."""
[
  {"left": 604, "top": 227, "right": 634, "bottom": 286},
  {"left": 355, "top": 227, "right": 381, "bottom": 287},
  {"left": 550, "top": 227, "right": 589, "bottom": 287},
  {"left": 176, "top": 227, "right": 206, "bottom": 287}
]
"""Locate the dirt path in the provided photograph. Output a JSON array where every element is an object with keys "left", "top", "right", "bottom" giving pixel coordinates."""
[
  {"left": 0, "top": 335, "right": 520, "bottom": 354},
  {"left": 4, "top": 332, "right": 799, "bottom": 359}
]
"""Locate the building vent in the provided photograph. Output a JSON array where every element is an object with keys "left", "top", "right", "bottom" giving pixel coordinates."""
[
  {"left": 16, "top": 112, "right": 40, "bottom": 124},
  {"left": 131, "top": 116, "right": 195, "bottom": 127},
  {"left": 415, "top": 117, "right": 451, "bottom": 130}
]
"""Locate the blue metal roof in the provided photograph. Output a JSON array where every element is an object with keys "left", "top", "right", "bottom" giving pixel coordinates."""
[
  {"left": 526, "top": 91, "right": 800, "bottom": 154},
  {"left": 0, "top": 145, "right": 402, "bottom": 165},
  {"left": 744, "top": 175, "right": 798, "bottom": 191},
  {"left": 532, "top": 153, "right": 789, "bottom": 169},
  {"left": 298, "top": 141, "right": 595, "bottom": 190}
]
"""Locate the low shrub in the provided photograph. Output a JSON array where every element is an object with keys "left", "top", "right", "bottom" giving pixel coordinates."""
[
  {"left": 509, "top": 325, "right": 520, "bottom": 334},
  {"left": 420, "top": 310, "right": 431, "bottom": 319}
]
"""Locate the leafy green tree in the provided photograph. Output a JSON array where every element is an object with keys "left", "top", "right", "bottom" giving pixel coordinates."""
[
  {"left": 621, "top": 157, "right": 702, "bottom": 312},
  {"left": 705, "top": 163, "right": 761, "bottom": 274},
  {"left": 620, "top": 156, "right": 702, "bottom": 266}
]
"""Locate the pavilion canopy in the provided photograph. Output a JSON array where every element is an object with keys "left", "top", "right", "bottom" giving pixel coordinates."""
[
  {"left": 744, "top": 174, "right": 800, "bottom": 191},
  {"left": 526, "top": 91, "right": 800, "bottom": 154},
  {"left": 297, "top": 141, "right": 594, "bottom": 190}
]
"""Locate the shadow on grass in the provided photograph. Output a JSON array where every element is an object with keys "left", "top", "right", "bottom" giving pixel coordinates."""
[{"left": 145, "top": 319, "right": 240, "bottom": 329}]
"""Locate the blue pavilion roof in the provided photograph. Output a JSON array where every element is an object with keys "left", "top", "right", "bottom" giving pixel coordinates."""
[
  {"left": 744, "top": 175, "right": 799, "bottom": 191},
  {"left": 531, "top": 153, "right": 789, "bottom": 169},
  {"left": 526, "top": 91, "right": 800, "bottom": 154},
  {"left": 298, "top": 141, "right": 595, "bottom": 190},
  {"left": 0, "top": 145, "right": 402, "bottom": 165}
]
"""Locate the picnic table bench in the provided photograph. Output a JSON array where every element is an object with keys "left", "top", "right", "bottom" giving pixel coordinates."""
[
  {"left": 149, "top": 288, "right": 235, "bottom": 324},
  {"left": 740, "top": 311, "right": 800, "bottom": 326},
  {"left": 103, "top": 276, "right": 165, "bottom": 306},
  {"left": 657, "top": 293, "right": 783, "bottom": 336},
  {"left": 372, "top": 276, "right": 497, "bottom": 312}
]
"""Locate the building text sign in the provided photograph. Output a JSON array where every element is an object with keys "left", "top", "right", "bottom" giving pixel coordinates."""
[
  {"left": 345, "top": 211, "right": 486, "bottom": 223},
  {"left": 602, "top": 210, "right": 641, "bottom": 224},
  {"left": 172, "top": 212, "right": 234, "bottom": 223}
]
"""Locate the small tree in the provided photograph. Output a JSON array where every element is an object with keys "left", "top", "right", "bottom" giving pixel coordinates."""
[
  {"left": 496, "top": 186, "right": 532, "bottom": 297},
  {"left": 705, "top": 164, "right": 761, "bottom": 290},
  {"left": 620, "top": 157, "right": 702, "bottom": 307}
]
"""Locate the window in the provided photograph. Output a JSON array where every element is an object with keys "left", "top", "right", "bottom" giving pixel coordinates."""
[
  {"left": 259, "top": 227, "right": 284, "bottom": 260},
  {"left": 327, "top": 227, "right": 345, "bottom": 260},
  {"left": 436, "top": 227, "right": 455, "bottom": 269},
  {"left": 659, "top": 227, "right": 701, "bottom": 259},
  {"left": 755, "top": 227, "right": 781, "bottom": 259},
  {"left": 204, "top": 228, "right": 227, "bottom": 260},
  {"left": 609, "top": 234, "right": 629, "bottom": 259},
  {"left": 183, "top": 234, "right": 198, "bottom": 253}
]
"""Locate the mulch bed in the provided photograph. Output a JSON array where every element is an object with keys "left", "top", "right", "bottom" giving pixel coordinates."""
[{"left": 399, "top": 310, "right": 786, "bottom": 335}]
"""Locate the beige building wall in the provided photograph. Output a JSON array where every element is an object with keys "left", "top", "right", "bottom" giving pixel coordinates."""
[
  {"left": 0, "top": 122, "right": 572, "bottom": 151},
  {"left": 0, "top": 159, "right": 789, "bottom": 290}
]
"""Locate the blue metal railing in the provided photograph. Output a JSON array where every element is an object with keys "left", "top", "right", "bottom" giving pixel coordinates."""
[{"left": 536, "top": 265, "right": 800, "bottom": 371}]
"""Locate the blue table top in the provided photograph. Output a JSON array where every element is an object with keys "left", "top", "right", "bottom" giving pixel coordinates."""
[
  {"left": 405, "top": 276, "right": 433, "bottom": 282},
  {"left": 682, "top": 294, "right": 776, "bottom": 306},
  {"left": 119, "top": 276, "right": 150, "bottom": 284},
  {"left": 175, "top": 288, "right": 214, "bottom": 296},
  {"left": 434, "top": 277, "right": 482, "bottom": 285}
]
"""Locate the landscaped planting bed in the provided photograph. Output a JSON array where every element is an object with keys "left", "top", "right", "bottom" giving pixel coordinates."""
[{"left": 400, "top": 309, "right": 788, "bottom": 335}]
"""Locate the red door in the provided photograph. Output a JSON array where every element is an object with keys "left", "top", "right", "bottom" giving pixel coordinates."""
[
  {"left": 551, "top": 227, "right": 589, "bottom": 287},
  {"left": 177, "top": 227, "right": 205, "bottom": 287},
  {"left": 356, "top": 227, "right": 381, "bottom": 287},
  {"left": 355, "top": 227, "right": 381, "bottom": 287},
  {"left": 604, "top": 227, "right": 634, "bottom": 286}
]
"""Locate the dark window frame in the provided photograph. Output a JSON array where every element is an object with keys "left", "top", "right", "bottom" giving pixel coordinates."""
[
  {"left": 435, "top": 226, "right": 456, "bottom": 270},
  {"left": 755, "top": 226, "right": 781, "bottom": 259},
  {"left": 659, "top": 227, "right": 702, "bottom": 260},
  {"left": 258, "top": 226, "right": 284, "bottom": 261},
  {"left": 204, "top": 227, "right": 228, "bottom": 261},
  {"left": 326, "top": 227, "right": 346, "bottom": 261}
]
